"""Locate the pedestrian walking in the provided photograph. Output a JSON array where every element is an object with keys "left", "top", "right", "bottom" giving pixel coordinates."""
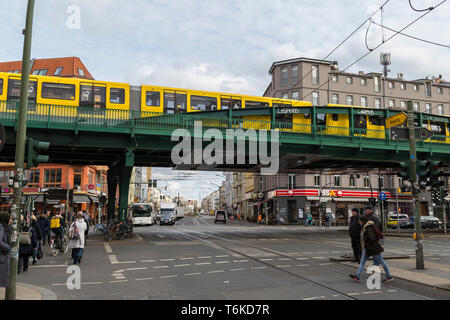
[
  {"left": 349, "top": 215, "right": 393, "bottom": 283},
  {"left": 305, "top": 212, "right": 313, "bottom": 226},
  {"left": 364, "top": 206, "right": 381, "bottom": 230},
  {"left": 38, "top": 212, "right": 50, "bottom": 245},
  {"left": 68, "top": 212, "right": 87, "bottom": 264},
  {"left": 18, "top": 218, "right": 39, "bottom": 273},
  {"left": 0, "top": 211, "right": 12, "bottom": 288},
  {"left": 30, "top": 215, "right": 42, "bottom": 265},
  {"left": 325, "top": 212, "right": 331, "bottom": 228},
  {"left": 349, "top": 208, "right": 362, "bottom": 263}
]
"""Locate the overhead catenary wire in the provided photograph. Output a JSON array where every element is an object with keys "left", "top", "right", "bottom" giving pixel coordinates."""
[
  {"left": 409, "top": 0, "right": 435, "bottom": 12},
  {"left": 369, "top": 19, "right": 450, "bottom": 48},
  {"left": 272, "top": 0, "right": 391, "bottom": 97},
  {"left": 301, "top": 0, "right": 447, "bottom": 101}
]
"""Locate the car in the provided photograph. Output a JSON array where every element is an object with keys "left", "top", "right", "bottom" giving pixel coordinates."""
[
  {"left": 214, "top": 210, "right": 227, "bottom": 224},
  {"left": 420, "top": 216, "right": 442, "bottom": 229},
  {"left": 387, "top": 214, "right": 410, "bottom": 229}
]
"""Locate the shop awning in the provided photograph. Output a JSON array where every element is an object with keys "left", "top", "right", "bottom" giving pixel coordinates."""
[
  {"left": 306, "top": 196, "right": 332, "bottom": 202},
  {"left": 73, "top": 195, "right": 90, "bottom": 204}
]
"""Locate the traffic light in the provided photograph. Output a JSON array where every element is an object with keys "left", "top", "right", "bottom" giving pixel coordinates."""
[
  {"left": 26, "top": 138, "right": 50, "bottom": 169},
  {"left": 432, "top": 188, "right": 441, "bottom": 205},
  {"left": 427, "top": 161, "right": 445, "bottom": 189},
  {"left": 397, "top": 161, "right": 411, "bottom": 181},
  {"left": 416, "top": 160, "right": 430, "bottom": 186}
]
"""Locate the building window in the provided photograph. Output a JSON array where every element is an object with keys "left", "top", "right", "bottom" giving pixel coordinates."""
[
  {"left": 437, "top": 87, "right": 443, "bottom": 95},
  {"left": 312, "top": 91, "right": 319, "bottom": 105},
  {"left": 292, "top": 65, "right": 298, "bottom": 84},
  {"left": 400, "top": 101, "right": 407, "bottom": 109},
  {"left": 374, "top": 76, "right": 381, "bottom": 92},
  {"left": 44, "top": 169, "right": 62, "bottom": 188},
  {"left": 314, "top": 175, "right": 321, "bottom": 187},
  {"left": 331, "top": 75, "right": 338, "bottom": 83},
  {"left": 425, "top": 82, "right": 431, "bottom": 97},
  {"left": 374, "top": 98, "right": 381, "bottom": 109},
  {"left": 281, "top": 67, "right": 288, "bottom": 86},
  {"left": 334, "top": 175, "right": 341, "bottom": 187},
  {"left": 288, "top": 175, "right": 295, "bottom": 189},
  {"left": 312, "top": 65, "right": 319, "bottom": 85},
  {"left": 413, "top": 84, "right": 419, "bottom": 92},
  {"left": 349, "top": 175, "right": 356, "bottom": 187},
  {"left": 346, "top": 77, "right": 353, "bottom": 85},
  {"left": 425, "top": 103, "right": 431, "bottom": 113},
  {"left": 281, "top": 93, "right": 289, "bottom": 99},
  {"left": 414, "top": 102, "right": 420, "bottom": 111},
  {"left": 388, "top": 82, "right": 394, "bottom": 89},
  {"left": 364, "top": 175, "right": 370, "bottom": 188},
  {"left": 437, "top": 104, "right": 443, "bottom": 115},
  {"left": 389, "top": 99, "right": 395, "bottom": 108},
  {"left": 360, "top": 78, "right": 367, "bottom": 86},
  {"left": 54, "top": 67, "right": 63, "bottom": 76},
  {"left": 28, "top": 170, "right": 40, "bottom": 186},
  {"left": 346, "top": 95, "right": 353, "bottom": 106},
  {"left": 73, "top": 169, "right": 83, "bottom": 189},
  {"left": 360, "top": 96, "right": 367, "bottom": 107},
  {"left": 292, "top": 91, "right": 299, "bottom": 100},
  {"left": 331, "top": 93, "right": 339, "bottom": 104},
  {"left": 400, "top": 83, "right": 406, "bottom": 90},
  {"left": 379, "top": 176, "right": 384, "bottom": 188},
  {"left": 78, "top": 68, "right": 85, "bottom": 76}
]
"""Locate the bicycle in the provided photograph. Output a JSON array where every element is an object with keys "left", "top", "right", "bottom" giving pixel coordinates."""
[{"left": 49, "top": 227, "right": 69, "bottom": 256}]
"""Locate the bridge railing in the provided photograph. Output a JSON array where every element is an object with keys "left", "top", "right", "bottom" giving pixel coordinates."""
[{"left": 0, "top": 101, "right": 447, "bottom": 148}]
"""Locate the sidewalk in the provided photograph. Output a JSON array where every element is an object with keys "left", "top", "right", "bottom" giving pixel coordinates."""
[
  {"left": 1, "top": 282, "right": 57, "bottom": 300},
  {"left": 336, "top": 258, "right": 450, "bottom": 291}
]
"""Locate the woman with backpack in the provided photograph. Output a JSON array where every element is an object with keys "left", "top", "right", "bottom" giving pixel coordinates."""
[
  {"left": 68, "top": 212, "right": 87, "bottom": 265},
  {"left": 349, "top": 215, "right": 393, "bottom": 283},
  {"left": 18, "top": 216, "right": 39, "bottom": 273}
]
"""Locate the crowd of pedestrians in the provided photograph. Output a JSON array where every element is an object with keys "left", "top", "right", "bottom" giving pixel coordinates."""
[{"left": 0, "top": 209, "right": 91, "bottom": 289}]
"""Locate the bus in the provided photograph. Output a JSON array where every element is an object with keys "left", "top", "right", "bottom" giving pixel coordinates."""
[{"left": 130, "top": 203, "right": 156, "bottom": 226}]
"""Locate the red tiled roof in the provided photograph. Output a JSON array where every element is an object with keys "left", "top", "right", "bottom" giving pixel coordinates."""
[{"left": 0, "top": 57, "right": 94, "bottom": 80}]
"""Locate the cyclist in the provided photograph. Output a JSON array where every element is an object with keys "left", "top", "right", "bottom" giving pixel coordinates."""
[{"left": 50, "top": 212, "right": 66, "bottom": 252}]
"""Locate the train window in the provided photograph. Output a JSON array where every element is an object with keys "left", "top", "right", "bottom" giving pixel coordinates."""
[
  {"left": 332, "top": 114, "right": 338, "bottom": 121},
  {"left": 80, "top": 85, "right": 106, "bottom": 108},
  {"left": 245, "top": 100, "right": 270, "bottom": 108},
  {"left": 275, "top": 114, "right": 293, "bottom": 129},
  {"left": 429, "top": 122, "right": 445, "bottom": 135},
  {"left": 110, "top": 88, "right": 125, "bottom": 104},
  {"left": 304, "top": 114, "right": 310, "bottom": 119},
  {"left": 353, "top": 115, "right": 367, "bottom": 129},
  {"left": 146, "top": 91, "right": 160, "bottom": 106},
  {"left": 369, "top": 115, "right": 385, "bottom": 126},
  {"left": 164, "top": 92, "right": 186, "bottom": 113},
  {"left": 7, "top": 79, "right": 37, "bottom": 103},
  {"left": 221, "top": 97, "right": 241, "bottom": 110},
  {"left": 190, "top": 95, "right": 217, "bottom": 111},
  {"left": 316, "top": 114, "right": 326, "bottom": 126},
  {"left": 273, "top": 102, "right": 292, "bottom": 108},
  {"left": 0, "top": 79, "right": 3, "bottom": 95},
  {"left": 42, "top": 82, "right": 75, "bottom": 100}
]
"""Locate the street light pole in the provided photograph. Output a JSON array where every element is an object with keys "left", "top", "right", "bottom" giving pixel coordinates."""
[
  {"left": 5, "top": 0, "right": 36, "bottom": 300},
  {"left": 407, "top": 100, "right": 425, "bottom": 270}
]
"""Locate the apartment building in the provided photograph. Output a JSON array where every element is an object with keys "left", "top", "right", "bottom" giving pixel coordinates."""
[{"left": 260, "top": 57, "right": 450, "bottom": 224}]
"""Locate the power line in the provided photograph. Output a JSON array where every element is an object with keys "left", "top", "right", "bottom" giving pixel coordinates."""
[
  {"left": 272, "top": 0, "right": 391, "bottom": 97},
  {"left": 302, "top": 0, "right": 447, "bottom": 101},
  {"left": 409, "top": 0, "right": 435, "bottom": 11},
  {"left": 370, "top": 19, "right": 450, "bottom": 48}
]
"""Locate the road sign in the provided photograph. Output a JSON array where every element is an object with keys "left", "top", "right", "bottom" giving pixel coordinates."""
[
  {"left": 379, "top": 192, "right": 387, "bottom": 201},
  {"left": 390, "top": 127, "right": 434, "bottom": 141},
  {"left": 386, "top": 112, "right": 407, "bottom": 129}
]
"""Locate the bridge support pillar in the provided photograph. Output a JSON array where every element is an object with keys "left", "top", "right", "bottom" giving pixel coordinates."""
[
  {"left": 118, "top": 149, "right": 134, "bottom": 221},
  {"left": 107, "top": 164, "right": 119, "bottom": 221}
]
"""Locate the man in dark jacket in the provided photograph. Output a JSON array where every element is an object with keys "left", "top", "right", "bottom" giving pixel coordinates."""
[
  {"left": 349, "top": 208, "right": 362, "bottom": 263},
  {"left": 364, "top": 206, "right": 381, "bottom": 230},
  {"left": 38, "top": 212, "right": 50, "bottom": 245}
]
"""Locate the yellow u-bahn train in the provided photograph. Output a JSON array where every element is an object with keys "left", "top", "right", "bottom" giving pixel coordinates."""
[{"left": 0, "top": 71, "right": 448, "bottom": 144}]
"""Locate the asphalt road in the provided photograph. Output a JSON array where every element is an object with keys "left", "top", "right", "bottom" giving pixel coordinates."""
[{"left": 17, "top": 215, "right": 450, "bottom": 300}]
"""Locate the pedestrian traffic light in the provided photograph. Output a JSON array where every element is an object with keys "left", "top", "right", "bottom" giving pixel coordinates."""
[
  {"left": 26, "top": 138, "right": 50, "bottom": 169},
  {"left": 397, "top": 161, "right": 411, "bottom": 181}
]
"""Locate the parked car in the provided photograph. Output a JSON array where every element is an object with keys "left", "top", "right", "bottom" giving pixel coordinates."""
[
  {"left": 214, "top": 210, "right": 227, "bottom": 224},
  {"left": 420, "top": 216, "right": 442, "bottom": 229}
]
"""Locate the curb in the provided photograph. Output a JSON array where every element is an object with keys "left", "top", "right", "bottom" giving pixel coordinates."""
[
  {"left": 17, "top": 282, "right": 57, "bottom": 300},
  {"left": 329, "top": 255, "right": 410, "bottom": 262}
]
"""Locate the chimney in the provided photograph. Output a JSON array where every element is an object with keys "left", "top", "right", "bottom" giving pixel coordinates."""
[
  {"left": 397, "top": 73, "right": 403, "bottom": 80},
  {"left": 358, "top": 71, "right": 364, "bottom": 75}
]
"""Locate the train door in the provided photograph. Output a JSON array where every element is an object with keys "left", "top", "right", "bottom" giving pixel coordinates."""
[
  {"left": 80, "top": 82, "right": 106, "bottom": 110},
  {"left": 353, "top": 114, "right": 367, "bottom": 136},
  {"left": 295, "top": 113, "right": 312, "bottom": 133},
  {"left": 7, "top": 76, "right": 37, "bottom": 112},
  {"left": 163, "top": 90, "right": 187, "bottom": 114}
]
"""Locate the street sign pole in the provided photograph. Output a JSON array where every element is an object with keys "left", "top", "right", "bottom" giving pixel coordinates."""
[
  {"left": 5, "top": 0, "right": 35, "bottom": 300},
  {"left": 407, "top": 100, "right": 425, "bottom": 270}
]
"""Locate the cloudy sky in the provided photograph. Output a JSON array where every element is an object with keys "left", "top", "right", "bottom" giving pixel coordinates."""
[{"left": 1, "top": 0, "right": 449, "bottom": 200}]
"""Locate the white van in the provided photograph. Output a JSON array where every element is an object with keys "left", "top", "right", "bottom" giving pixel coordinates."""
[{"left": 131, "top": 203, "right": 155, "bottom": 226}]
